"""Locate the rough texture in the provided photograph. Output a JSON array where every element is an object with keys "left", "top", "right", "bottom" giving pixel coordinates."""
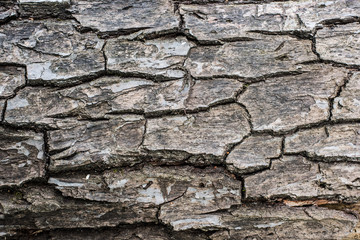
[
  {"left": 0, "top": 185, "right": 157, "bottom": 232},
  {"left": 18, "top": 0, "right": 71, "bottom": 18},
  {"left": 316, "top": 22, "right": 360, "bottom": 66},
  {"left": 245, "top": 155, "right": 360, "bottom": 202},
  {"left": 333, "top": 72, "right": 360, "bottom": 120},
  {"left": 1, "top": 0, "right": 360, "bottom": 239},
  {"left": 143, "top": 104, "right": 251, "bottom": 162},
  {"left": 4, "top": 77, "right": 242, "bottom": 127},
  {"left": 161, "top": 203, "right": 357, "bottom": 238},
  {"left": 0, "top": 100, "right": 5, "bottom": 119},
  {"left": 0, "top": 127, "right": 45, "bottom": 187},
  {"left": 35, "top": 226, "right": 209, "bottom": 240},
  {"left": 48, "top": 115, "right": 145, "bottom": 171},
  {"left": 185, "top": 35, "right": 316, "bottom": 79},
  {"left": 0, "top": 0, "right": 17, "bottom": 24},
  {"left": 181, "top": 0, "right": 360, "bottom": 42},
  {"left": 285, "top": 124, "right": 360, "bottom": 161},
  {"left": 105, "top": 37, "right": 193, "bottom": 80},
  {"left": 226, "top": 135, "right": 282, "bottom": 174},
  {"left": 0, "top": 20, "right": 104, "bottom": 85},
  {"left": 238, "top": 65, "right": 348, "bottom": 132},
  {"left": 0, "top": 66, "right": 26, "bottom": 98},
  {"left": 49, "top": 165, "right": 242, "bottom": 213},
  {"left": 70, "top": 0, "right": 179, "bottom": 37},
  {"left": 3, "top": 187, "right": 356, "bottom": 239}
]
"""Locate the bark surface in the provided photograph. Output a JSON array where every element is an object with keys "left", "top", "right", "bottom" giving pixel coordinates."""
[{"left": 1, "top": 0, "right": 360, "bottom": 239}]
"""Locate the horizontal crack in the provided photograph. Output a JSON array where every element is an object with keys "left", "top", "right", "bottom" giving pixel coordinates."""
[
  {"left": 247, "top": 30, "right": 313, "bottom": 40},
  {"left": 251, "top": 118, "right": 360, "bottom": 137},
  {"left": 284, "top": 152, "right": 360, "bottom": 164},
  {"left": 190, "top": 70, "right": 304, "bottom": 83}
]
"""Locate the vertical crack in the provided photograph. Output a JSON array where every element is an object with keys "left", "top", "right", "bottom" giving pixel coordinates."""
[
  {"left": 240, "top": 176, "right": 246, "bottom": 200},
  {"left": 43, "top": 130, "right": 51, "bottom": 181},
  {"left": 235, "top": 82, "right": 249, "bottom": 99},
  {"left": 156, "top": 187, "right": 188, "bottom": 224},
  {"left": 223, "top": 133, "right": 251, "bottom": 163},
  {"left": 1, "top": 100, "right": 7, "bottom": 122},
  {"left": 0, "top": 65, "right": 28, "bottom": 123},
  {"left": 139, "top": 118, "right": 147, "bottom": 148},
  {"left": 102, "top": 40, "right": 108, "bottom": 72},
  {"left": 237, "top": 102, "right": 254, "bottom": 132},
  {"left": 174, "top": 2, "right": 185, "bottom": 31},
  {"left": 311, "top": 28, "right": 321, "bottom": 60},
  {"left": 24, "top": 65, "right": 29, "bottom": 86},
  {"left": 328, "top": 71, "right": 352, "bottom": 121},
  {"left": 280, "top": 136, "right": 285, "bottom": 157}
]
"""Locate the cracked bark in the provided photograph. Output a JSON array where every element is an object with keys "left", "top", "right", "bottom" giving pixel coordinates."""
[{"left": 1, "top": 0, "right": 360, "bottom": 239}]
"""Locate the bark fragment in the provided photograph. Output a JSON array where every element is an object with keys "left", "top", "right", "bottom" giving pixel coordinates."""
[
  {"left": 226, "top": 135, "right": 282, "bottom": 175},
  {"left": 333, "top": 72, "right": 360, "bottom": 120},
  {"left": 185, "top": 35, "right": 316, "bottom": 79},
  {"left": 105, "top": 37, "right": 194, "bottom": 80},
  {"left": 285, "top": 124, "right": 360, "bottom": 161},
  {"left": 245, "top": 155, "right": 360, "bottom": 202},
  {"left": 70, "top": 0, "right": 179, "bottom": 37},
  {"left": 237, "top": 64, "right": 348, "bottom": 132},
  {"left": 143, "top": 104, "right": 251, "bottom": 162},
  {"left": 0, "top": 127, "right": 45, "bottom": 187},
  {"left": 47, "top": 115, "right": 145, "bottom": 171},
  {"left": 0, "top": 20, "right": 104, "bottom": 85},
  {"left": 181, "top": 0, "right": 360, "bottom": 42},
  {"left": 316, "top": 22, "right": 360, "bottom": 66}
]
